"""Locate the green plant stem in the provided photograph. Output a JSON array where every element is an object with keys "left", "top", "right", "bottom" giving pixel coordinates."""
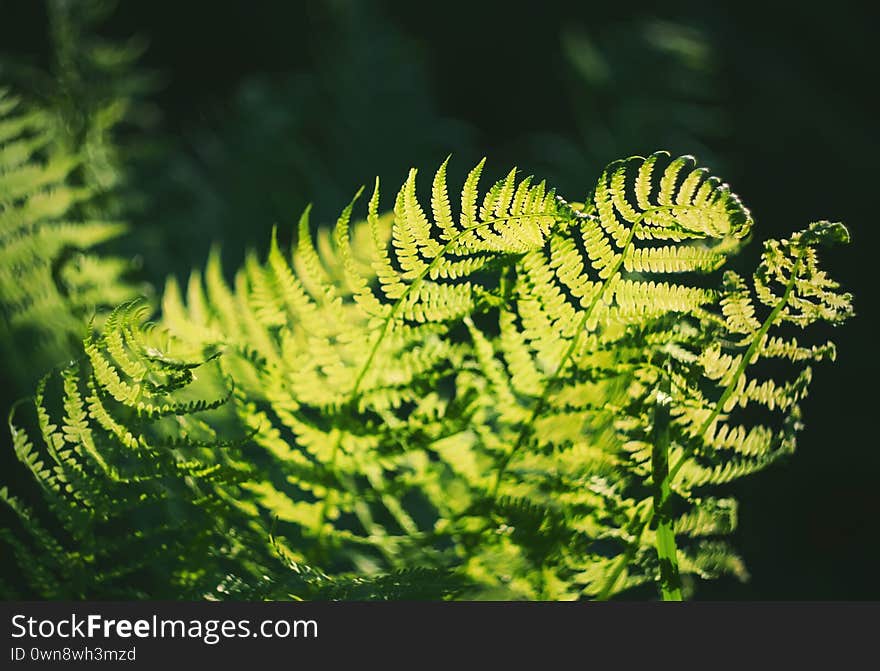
[{"left": 652, "top": 366, "right": 682, "bottom": 600}]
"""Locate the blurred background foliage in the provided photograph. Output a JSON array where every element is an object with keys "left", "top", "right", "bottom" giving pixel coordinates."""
[{"left": 0, "top": 0, "right": 876, "bottom": 598}]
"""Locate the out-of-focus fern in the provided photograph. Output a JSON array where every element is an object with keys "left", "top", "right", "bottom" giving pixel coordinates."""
[
  {"left": 136, "top": 1, "right": 475, "bottom": 282},
  {"left": 525, "top": 18, "right": 725, "bottom": 198},
  {"left": 1, "top": 153, "right": 853, "bottom": 600},
  {"left": 19, "top": 0, "right": 160, "bottom": 218},
  {"left": 0, "top": 0, "right": 157, "bottom": 396},
  {"left": 0, "top": 89, "right": 137, "bottom": 390}
]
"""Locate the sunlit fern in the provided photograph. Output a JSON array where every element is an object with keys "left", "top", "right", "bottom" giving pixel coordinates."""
[
  {"left": 159, "top": 159, "right": 563, "bottom": 576},
  {"left": 460, "top": 154, "right": 852, "bottom": 598},
  {"left": 1, "top": 152, "right": 853, "bottom": 600}
]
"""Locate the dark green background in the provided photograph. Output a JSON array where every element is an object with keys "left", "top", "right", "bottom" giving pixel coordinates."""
[{"left": 1, "top": 0, "right": 877, "bottom": 599}]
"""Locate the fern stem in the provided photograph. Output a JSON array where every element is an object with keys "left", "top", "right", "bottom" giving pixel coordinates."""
[{"left": 652, "top": 365, "right": 683, "bottom": 600}]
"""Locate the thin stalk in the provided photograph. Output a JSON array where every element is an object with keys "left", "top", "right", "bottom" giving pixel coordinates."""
[{"left": 652, "top": 365, "right": 682, "bottom": 600}]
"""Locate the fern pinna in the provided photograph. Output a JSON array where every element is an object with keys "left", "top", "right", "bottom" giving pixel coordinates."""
[{"left": 1, "top": 152, "right": 852, "bottom": 600}]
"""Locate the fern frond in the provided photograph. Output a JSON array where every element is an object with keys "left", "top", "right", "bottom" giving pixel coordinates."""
[
  {"left": 1, "top": 299, "right": 285, "bottom": 598},
  {"left": 0, "top": 88, "right": 138, "bottom": 392},
  {"left": 454, "top": 154, "right": 850, "bottom": 600},
  {"left": 1, "top": 151, "right": 853, "bottom": 602}
]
